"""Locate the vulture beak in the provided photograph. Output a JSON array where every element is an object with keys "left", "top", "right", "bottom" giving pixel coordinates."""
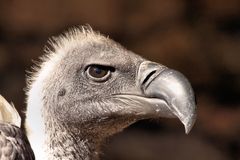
[
  {"left": 137, "top": 61, "right": 197, "bottom": 134},
  {"left": 114, "top": 61, "right": 196, "bottom": 134}
]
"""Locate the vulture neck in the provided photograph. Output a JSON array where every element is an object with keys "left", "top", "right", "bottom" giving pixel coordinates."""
[
  {"left": 45, "top": 120, "right": 102, "bottom": 160},
  {"left": 26, "top": 72, "right": 102, "bottom": 160},
  {"left": 26, "top": 98, "right": 102, "bottom": 160}
]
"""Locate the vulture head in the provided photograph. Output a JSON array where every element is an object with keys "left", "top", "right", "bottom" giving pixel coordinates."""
[{"left": 25, "top": 27, "right": 196, "bottom": 159}]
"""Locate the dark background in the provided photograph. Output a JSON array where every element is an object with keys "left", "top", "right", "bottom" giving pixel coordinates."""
[{"left": 0, "top": 0, "right": 239, "bottom": 159}]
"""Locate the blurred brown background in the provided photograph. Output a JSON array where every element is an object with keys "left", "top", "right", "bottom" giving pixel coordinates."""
[{"left": 0, "top": 0, "right": 239, "bottom": 159}]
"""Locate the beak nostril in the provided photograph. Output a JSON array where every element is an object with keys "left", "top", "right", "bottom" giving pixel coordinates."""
[
  {"left": 142, "top": 70, "right": 157, "bottom": 86},
  {"left": 195, "top": 95, "right": 198, "bottom": 105}
]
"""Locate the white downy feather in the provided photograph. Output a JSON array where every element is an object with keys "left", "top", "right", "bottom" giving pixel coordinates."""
[{"left": 0, "top": 95, "right": 21, "bottom": 127}]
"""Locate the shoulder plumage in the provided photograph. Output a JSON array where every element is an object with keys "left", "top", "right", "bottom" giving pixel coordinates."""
[{"left": 0, "top": 123, "right": 35, "bottom": 160}]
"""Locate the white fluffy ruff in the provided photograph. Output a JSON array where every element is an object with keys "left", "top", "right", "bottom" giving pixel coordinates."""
[{"left": 25, "top": 26, "right": 106, "bottom": 160}]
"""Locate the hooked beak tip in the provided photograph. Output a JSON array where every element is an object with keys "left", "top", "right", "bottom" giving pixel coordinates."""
[
  {"left": 139, "top": 61, "right": 197, "bottom": 134},
  {"left": 181, "top": 113, "right": 197, "bottom": 134}
]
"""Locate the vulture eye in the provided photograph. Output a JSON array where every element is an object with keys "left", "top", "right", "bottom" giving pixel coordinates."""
[{"left": 86, "top": 65, "right": 114, "bottom": 82}]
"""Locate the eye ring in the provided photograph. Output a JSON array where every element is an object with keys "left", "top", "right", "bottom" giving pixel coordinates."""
[{"left": 85, "top": 65, "right": 113, "bottom": 82}]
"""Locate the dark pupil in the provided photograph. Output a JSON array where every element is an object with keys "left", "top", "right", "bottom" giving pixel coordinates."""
[
  {"left": 89, "top": 66, "right": 107, "bottom": 78},
  {"left": 95, "top": 68, "right": 102, "bottom": 74}
]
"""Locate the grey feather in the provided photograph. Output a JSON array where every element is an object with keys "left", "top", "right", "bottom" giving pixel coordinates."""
[
  {"left": 0, "top": 96, "right": 34, "bottom": 160},
  {"left": 0, "top": 123, "right": 35, "bottom": 160}
]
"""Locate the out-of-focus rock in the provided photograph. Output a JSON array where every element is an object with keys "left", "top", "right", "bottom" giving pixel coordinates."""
[
  {"left": 0, "top": 0, "right": 123, "bottom": 34},
  {"left": 102, "top": 130, "right": 229, "bottom": 160},
  {"left": 201, "top": 0, "right": 240, "bottom": 18},
  {"left": 0, "top": 45, "right": 9, "bottom": 71}
]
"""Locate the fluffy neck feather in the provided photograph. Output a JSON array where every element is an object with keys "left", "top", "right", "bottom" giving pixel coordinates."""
[
  {"left": 25, "top": 59, "right": 50, "bottom": 159},
  {"left": 25, "top": 65, "right": 101, "bottom": 160},
  {"left": 26, "top": 105, "right": 100, "bottom": 160},
  {"left": 25, "top": 52, "right": 102, "bottom": 160},
  {"left": 25, "top": 28, "right": 110, "bottom": 159}
]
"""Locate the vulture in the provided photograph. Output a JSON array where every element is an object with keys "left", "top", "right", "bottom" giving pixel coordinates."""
[{"left": 1, "top": 26, "right": 197, "bottom": 160}]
